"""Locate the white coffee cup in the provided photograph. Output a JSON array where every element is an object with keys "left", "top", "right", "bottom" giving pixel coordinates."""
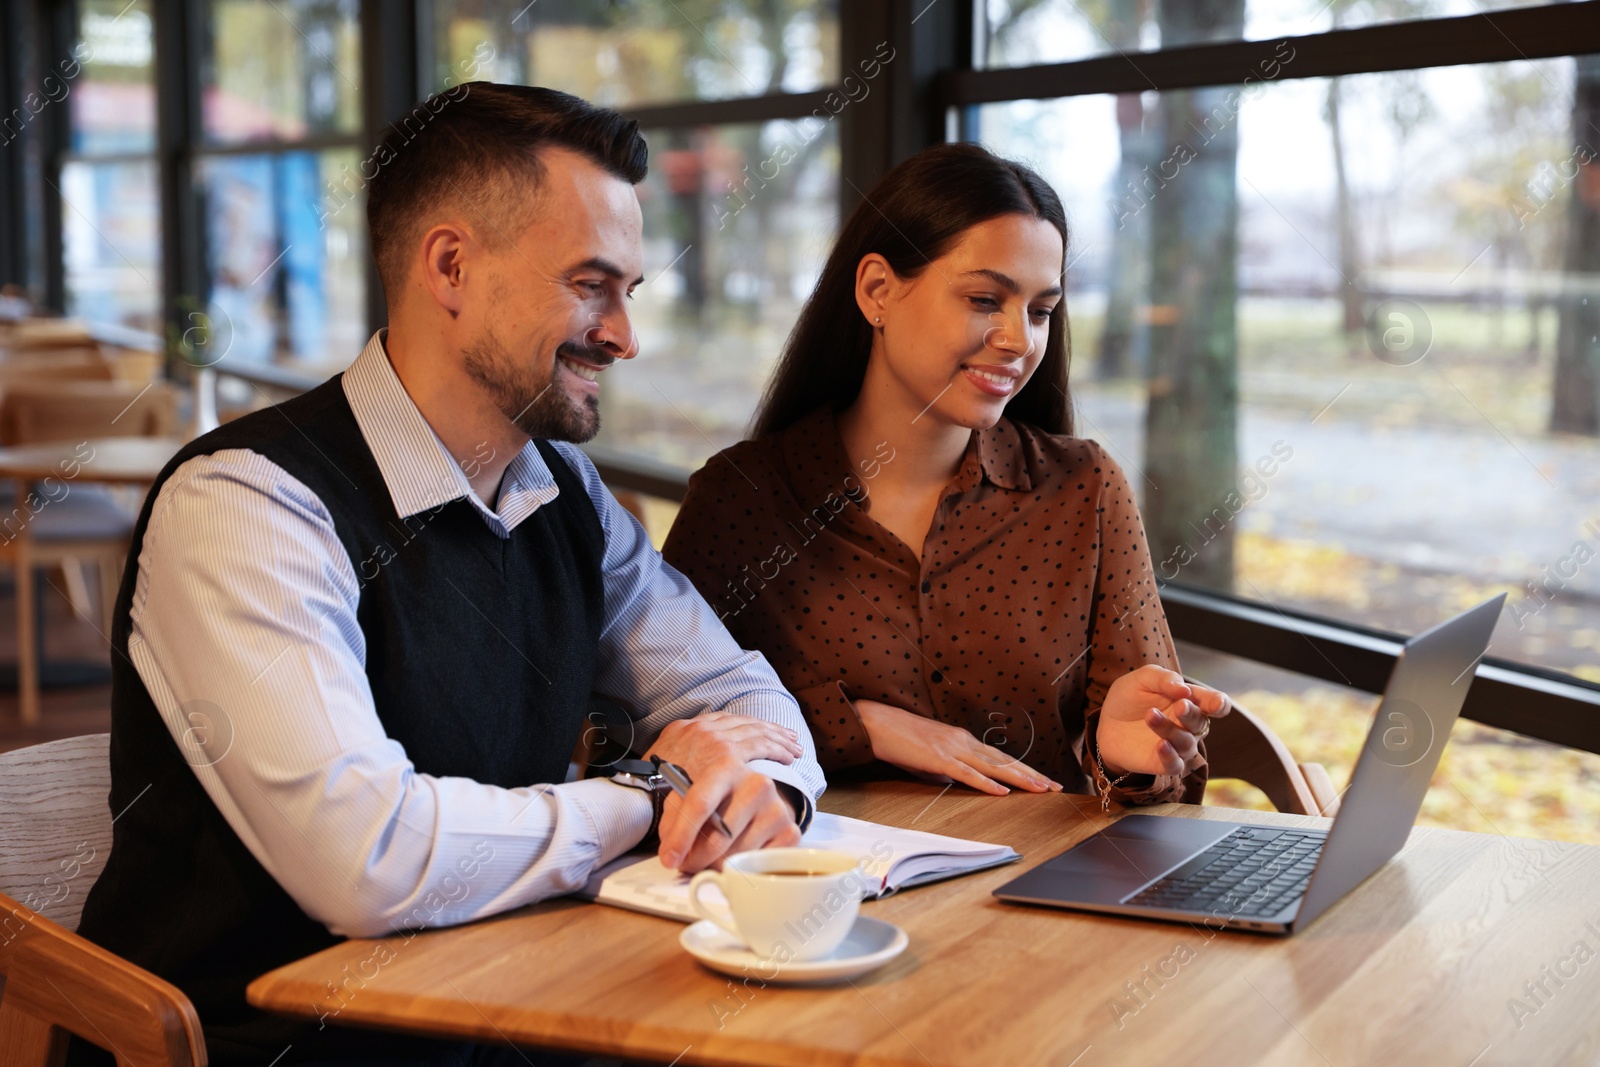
[{"left": 688, "top": 848, "right": 866, "bottom": 961}]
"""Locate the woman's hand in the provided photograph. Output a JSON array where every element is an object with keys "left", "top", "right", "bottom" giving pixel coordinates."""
[
  {"left": 855, "top": 699, "right": 1063, "bottom": 795},
  {"left": 1095, "top": 665, "right": 1232, "bottom": 778},
  {"left": 646, "top": 710, "right": 803, "bottom": 769}
]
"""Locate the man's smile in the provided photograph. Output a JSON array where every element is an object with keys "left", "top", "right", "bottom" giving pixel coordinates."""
[{"left": 558, "top": 354, "right": 604, "bottom": 383}]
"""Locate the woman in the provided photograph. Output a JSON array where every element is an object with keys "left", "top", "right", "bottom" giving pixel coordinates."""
[{"left": 663, "top": 143, "right": 1230, "bottom": 806}]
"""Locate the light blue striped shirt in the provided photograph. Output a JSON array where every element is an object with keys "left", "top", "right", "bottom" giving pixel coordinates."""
[{"left": 128, "top": 331, "right": 824, "bottom": 938}]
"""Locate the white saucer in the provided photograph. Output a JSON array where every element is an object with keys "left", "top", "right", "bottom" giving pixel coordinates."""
[{"left": 680, "top": 915, "right": 908, "bottom": 984}]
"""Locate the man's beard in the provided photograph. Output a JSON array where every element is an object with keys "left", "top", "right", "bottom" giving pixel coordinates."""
[{"left": 463, "top": 326, "right": 609, "bottom": 443}]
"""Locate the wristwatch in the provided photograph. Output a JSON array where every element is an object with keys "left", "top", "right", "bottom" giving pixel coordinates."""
[{"left": 609, "top": 757, "right": 671, "bottom": 848}]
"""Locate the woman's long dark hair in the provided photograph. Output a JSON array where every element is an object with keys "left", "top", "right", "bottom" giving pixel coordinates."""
[{"left": 752, "top": 142, "right": 1074, "bottom": 438}]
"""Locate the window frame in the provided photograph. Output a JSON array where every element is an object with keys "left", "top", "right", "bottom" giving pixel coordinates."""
[{"left": 591, "top": 0, "right": 1600, "bottom": 756}]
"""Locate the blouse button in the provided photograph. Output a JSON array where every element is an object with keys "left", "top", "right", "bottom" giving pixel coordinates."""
[
  {"left": 920, "top": 580, "right": 931, "bottom": 594},
  {"left": 929, "top": 669, "right": 944, "bottom": 683}
]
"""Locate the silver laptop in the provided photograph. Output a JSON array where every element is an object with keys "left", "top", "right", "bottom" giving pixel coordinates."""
[{"left": 992, "top": 593, "right": 1506, "bottom": 934}]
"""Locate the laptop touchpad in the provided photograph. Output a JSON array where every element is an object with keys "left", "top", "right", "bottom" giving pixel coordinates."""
[{"left": 1036, "top": 823, "right": 1225, "bottom": 901}]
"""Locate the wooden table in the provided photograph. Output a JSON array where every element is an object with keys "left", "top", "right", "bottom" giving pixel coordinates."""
[{"left": 248, "top": 782, "right": 1600, "bottom": 1066}]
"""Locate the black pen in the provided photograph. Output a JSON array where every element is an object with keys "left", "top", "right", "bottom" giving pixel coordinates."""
[{"left": 654, "top": 759, "right": 733, "bottom": 837}]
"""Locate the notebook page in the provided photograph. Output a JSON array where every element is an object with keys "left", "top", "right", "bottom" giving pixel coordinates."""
[{"left": 580, "top": 812, "right": 1018, "bottom": 922}]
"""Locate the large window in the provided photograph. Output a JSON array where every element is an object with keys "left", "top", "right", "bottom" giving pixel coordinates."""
[
  {"left": 195, "top": 0, "right": 368, "bottom": 372},
  {"left": 432, "top": 1, "right": 845, "bottom": 467},
  {"left": 53, "top": 0, "right": 368, "bottom": 370},
  {"left": 966, "top": 15, "right": 1600, "bottom": 843},
  {"left": 61, "top": 0, "right": 160, "bottom": 334},
  {"left": 594, "top": 119, "right": 839, "bottom": 467},
  {"left": 432, "top": 0, "right": 839, "bottom": 107},
  {"left": 981, "top": 0, "right": 1544, "bottom": 68},
  {"left": 974, "top": 54, "right": 1600, "bottom": 687},
  {"left": 201, "top": 0, "right": 362, "bottom": 143}
]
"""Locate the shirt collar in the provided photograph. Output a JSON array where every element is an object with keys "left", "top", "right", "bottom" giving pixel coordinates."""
[
  {"left": 342, "top": 330, "right": 560, "bottom": 537},
  {"left": 974, "top": 417, "right": 1033, "bottom": 492}
]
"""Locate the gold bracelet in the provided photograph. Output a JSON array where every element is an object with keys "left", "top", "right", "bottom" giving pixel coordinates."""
[{"left": 1088, "top": 729, "right": 1133, "bottom": 815}]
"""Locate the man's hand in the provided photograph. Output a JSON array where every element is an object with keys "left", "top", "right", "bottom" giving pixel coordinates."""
[
  {"left": 1096, "top": 665, "right": 1232, "bottom": 777},
  {"left": 643, "top": 711, "right": 805, "bottom": 871},
  {"left": 654, "top": 764, "right": 802, "bottom": 872},
  {"left": 856, "top": 699, "right": 1062, "bottom": 795}
]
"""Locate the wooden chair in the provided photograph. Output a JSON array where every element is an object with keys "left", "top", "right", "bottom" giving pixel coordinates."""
[
  {"left": 0, "top": 381, "right": 180, "bottom": 725},
  {"left": 1202, "top": 695, "right": 1343, "bottom": 818},
  {"left": 0, "top": 734, "right": 207, "bottom": 1065}
]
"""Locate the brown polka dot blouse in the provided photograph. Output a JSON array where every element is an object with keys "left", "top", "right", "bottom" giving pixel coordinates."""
[{"left": 662, "top": 405, "right": 1205, "bottom": 806}]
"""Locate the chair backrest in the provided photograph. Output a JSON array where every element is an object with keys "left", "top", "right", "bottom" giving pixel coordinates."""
[
  {"left": 0, "top": 735, "right": 207, "bottom": 1065},
  {"left": 0, "top": 380, "right": 179, "bottom": 445},
  {"left": 0, "top": 892, "right": 207, "bottom": 1067},
  {"left": 1202, "top": 699, "right": 1335, "bottom": 817},
  {"left": 0, "top": 734, "right": 114, "bottom": 933}
]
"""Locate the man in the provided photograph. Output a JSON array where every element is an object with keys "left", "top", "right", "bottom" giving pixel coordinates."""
[{"left": 73, "top": 83, "right": 826, "bottom": 1066}]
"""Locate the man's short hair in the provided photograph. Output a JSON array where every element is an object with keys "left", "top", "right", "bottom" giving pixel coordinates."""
[{"left": 365, "top": 82, "right": 649, "bottom": 298}]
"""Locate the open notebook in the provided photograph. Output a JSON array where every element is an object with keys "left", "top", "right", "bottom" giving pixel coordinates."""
[{"left": 579, "top": 811, "right": 1020, "bottom": 922}]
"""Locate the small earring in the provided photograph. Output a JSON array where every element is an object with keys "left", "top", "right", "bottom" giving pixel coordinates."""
[{"left": 874, "top": 316, "right": 882, "bottom": 325}]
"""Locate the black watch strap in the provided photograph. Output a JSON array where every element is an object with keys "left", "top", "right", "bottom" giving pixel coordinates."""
[{"left": 610, "top": 759, "right": 669, "bottom": 848}]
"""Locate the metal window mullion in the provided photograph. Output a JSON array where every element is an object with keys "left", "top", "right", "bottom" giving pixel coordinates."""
[
  {"left": 624, "top": 90, "right": 836, "bottom": 130},
  {"left": 0, "top": 0, "right": 27, "bottom": 288},
  {"left": 360, "top": 0, "right": 419, "bottom": 335},
  {"left": 154, "top": 0, "right": 204, "bottom": 348},
  {"left": 1160, "top": 583, "right": 1600, "bottom": 755},
  {"left": 946, "top": 0, "right": 1600, "bottom": 105},
  {"left": 59, "top": 150, "right": 164, "bottom": 166},
  {"left": 184, "top": 132, "right": 368, "bottom": 158},
  {"left": 837, "top": 0, "right": 970, "bottom": 219},
  {"left": 37, "top": 0, "right": 73, "bottom": 313}
]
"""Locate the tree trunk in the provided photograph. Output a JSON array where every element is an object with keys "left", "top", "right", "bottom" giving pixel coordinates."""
[
  {"left": 1096, "top": 0, "right": 1153, "bottom": 380},
  {"left": 1142, "top": 0, "right": 1245, "bottom": 591},
  {"left": 756, "top": 0, "right": 788, "bottom": 92},
  {"left": 1326, "top": 78, "right": 1365, "bottom": 335},
  {"left": 665, "top": 128, "right": 706, "bottom": 314},
  {"left": 1549, "top": 52, "right": 1600, "bottom": 436}
]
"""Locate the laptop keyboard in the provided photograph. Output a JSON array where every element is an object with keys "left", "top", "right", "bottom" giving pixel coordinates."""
[{"left": 1123, "top": 826, "right": 1325, "bottom": 919}]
